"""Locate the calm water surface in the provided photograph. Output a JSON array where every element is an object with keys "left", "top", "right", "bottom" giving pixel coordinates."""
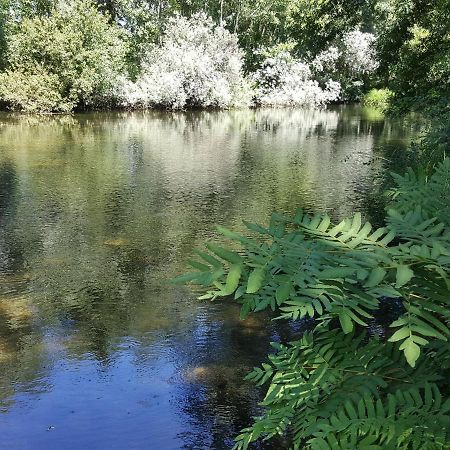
[{"left": 0, "top": 107, "right": 418, "bottom": 449}]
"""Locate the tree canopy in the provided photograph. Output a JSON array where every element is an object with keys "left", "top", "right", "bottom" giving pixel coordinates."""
[{"left": 0, "top": 0, "right": 447, "bottom": 114}]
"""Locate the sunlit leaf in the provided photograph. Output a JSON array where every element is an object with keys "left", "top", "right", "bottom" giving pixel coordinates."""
[{"left": 247, "top": 267, "right": 266, "bottom": 294}]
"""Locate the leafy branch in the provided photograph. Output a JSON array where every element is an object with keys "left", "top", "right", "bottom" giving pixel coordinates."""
[{"left": 173, "top": 159, "right": 450, "bottom": 449}]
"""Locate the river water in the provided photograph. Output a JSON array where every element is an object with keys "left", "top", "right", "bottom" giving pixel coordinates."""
[{"left": 0, "top": 107, "right": 418, "bottom": 449}]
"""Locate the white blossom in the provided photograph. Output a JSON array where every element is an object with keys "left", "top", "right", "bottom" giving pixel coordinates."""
[
  {"left": 116, "top": 13, "right": 251, "bottom": 110},
  {"left": 312, "top": 31, "right": 378, "bottom": 77},
  {"left": 341, "top": 30, "right": 379, "bottom": 74},
  {"left": 312, "top": 46, "right": 341, "bottom": 73},
  {"left": 253, "top": 52, "right": 341, "bottom": 107},
  {"left": 115, "top": 21, "right": 378, "bottom": 110}
]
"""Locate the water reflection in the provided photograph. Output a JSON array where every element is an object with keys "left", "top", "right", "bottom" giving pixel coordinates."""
[{"left": 0, "top": 107, "right": 416, "bottom": 449}]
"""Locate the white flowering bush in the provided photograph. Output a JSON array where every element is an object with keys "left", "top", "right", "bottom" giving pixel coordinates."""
[
  {"left": 116, "top": 13, "right": 251, "bottom": 110},
  {"left": 253, "top": 51, "right": 341, "bottom": 107},
  {"left": 311, "top": 46, "right": 341, "bottom": 73},
  {"left": 312, "top": 31, "right": 378, "bottom": 76},
  {"left": 341, "top": 30, "right": 379, "bottom": 75},
  {"left": 113, "top": 22, "right": 378, "bottom": 109},
  {"left": 312, "top": 29, "right": 379, "bottom": 100}
]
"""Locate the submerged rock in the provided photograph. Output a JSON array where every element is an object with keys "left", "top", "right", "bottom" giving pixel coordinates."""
[
  {"left": 184, "top": 364, "right": 239, "bottom": 386},
  {"left": 103, "top": 238, "right": 127, "bottom": 247},
  {"left": 0, "top": 296, "right": 33, "bottom": 325}
]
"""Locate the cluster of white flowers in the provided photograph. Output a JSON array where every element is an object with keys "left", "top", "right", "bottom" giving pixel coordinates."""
[
  {"left": 253, "top": 51, "right": 341, "bottom": 107},
  {"left": 341, "top": 30, "right": 379, "bottom": 74},
  {"left": 312, "top": 31, "right": 378, "bottom": 76},
  {"left": 254, "top": 29, "right": 379, "bottom": 105},
  {"left": 312, "top": 46, "right": 341, "bottom": 73},
  {"left": 311, "top": 30, "right": 379, "bottom": 79},
  {"left": 116, "top": 13, "right": 251, "bottom": 109}
]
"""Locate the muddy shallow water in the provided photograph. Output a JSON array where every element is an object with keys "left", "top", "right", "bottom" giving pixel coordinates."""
[{"left": 0, "top": 107, "right": 417, "bottom": 449}]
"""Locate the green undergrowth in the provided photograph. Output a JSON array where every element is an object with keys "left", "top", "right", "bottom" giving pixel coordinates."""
[{"left": 362, "top": 88, "right": 393, "bottom": 111}]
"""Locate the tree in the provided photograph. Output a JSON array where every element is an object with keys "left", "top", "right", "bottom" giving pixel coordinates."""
[
  {"left": 95, "top": 0, "right": 166, "bottom": 76},
  {"left": 374, "top": 0, "right": 450, "bottom": 112},
  {"left": 0, "top": 0, "right": 127, "bottom": 112},
  {"left": 116, "top": 13, "right": 251, "bottom": 109},
  {"left": 285, "top": 0, "right": 375, "bottom": 55},
  {"left": 5, "top": 0, "right": 56, "bottom": 19},
  {"left": 0, "top": 0, "right": 8, "bottom": 68}
]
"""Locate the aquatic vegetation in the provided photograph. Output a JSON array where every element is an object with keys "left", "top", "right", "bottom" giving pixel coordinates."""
[
  {"left": 0, "top": 296, "right": 33, "bottom": 327},
  {"left": 103, "top": 238, "right": 128, "bottom": 247}
]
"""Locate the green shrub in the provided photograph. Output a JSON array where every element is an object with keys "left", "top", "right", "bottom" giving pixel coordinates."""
[
  {"left": 375, "top": 0, "right": 450, "bottom": 113},
  {"left": 362, "top": 88, "right": 393, "bottom": 111},
  {"left": 0, "top": 0, "right": 127, "bottom": 113},
  {"left": 175, "top": 159, "right": 450, "bottom": 449},
  {"left": 0, "top": 67, "right": 73, "bottom": 113},
  {"left": 411, "top": 101, "right": 450, "bottom": 174}
]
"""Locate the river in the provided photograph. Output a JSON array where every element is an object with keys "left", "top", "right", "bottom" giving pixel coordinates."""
[{"left": 0, "top": 106, "right": 418, "bottom": 449}]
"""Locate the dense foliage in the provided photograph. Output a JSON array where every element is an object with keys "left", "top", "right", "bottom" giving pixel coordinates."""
[
  {"left": 374, "top": 0, "right": 450, "bottom": 113},
  {"left": 0, "top": 0, "right": 127, "bottom": 112},
  {"left": 92, "top": 0, "right": 373, "bottom": 64},
  {"left": 251, "top": 29, "right": 378, "bottom": 107},
  {"left": 175, "top": 158, "right": 450, "bottom": 448},
  {"left": 1, "top": 0, "right": 435, "bottom": 112},
  {"left": 0, "top": 0, "right": 446, "bottom": 113},
  {"left": 252, "top": 51, "right": 341, "bottom": 107},
  {"left": 362, "top": 88, "right": 393, "bottom": 111}
]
